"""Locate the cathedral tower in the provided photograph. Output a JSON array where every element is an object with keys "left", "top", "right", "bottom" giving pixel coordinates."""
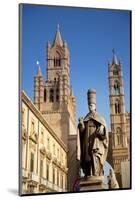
[
  {"left": 108, "top": 49, "right": 129, "bottom": 186},
  {"left": 34, "top": 25, "right": 76, "bottom": 144},
  {"left": 34, "top": 25, "right": 78, "bottom": 191}
]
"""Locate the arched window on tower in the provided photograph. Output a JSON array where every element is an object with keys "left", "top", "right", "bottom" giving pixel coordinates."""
[
  {"left": 113, "top": 69, "right": 118, "bottom": 76},
  {"left": 49, "top": 89, "right": 54, "bottom": 102},
  {"left": 116, "top": 127, "right": 122, "bottom": 146},
  {"left": 56, "top": 88, "right": 59, "bottom": 102},
  {"left": 54, "top": 51, "right": 61, "bottom": 67},
  {"left": 115, "top": 99, "right": 121, "bottom": 114},
  {"left": 44, "top": 88, "right": 47, "bottom": 102},
  {"left": 114, "top": 80, "right": 119, "bottom": 95}
]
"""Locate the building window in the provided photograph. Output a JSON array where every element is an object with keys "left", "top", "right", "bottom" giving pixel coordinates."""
[
  {"left": 54, "top": 58, "right": 61, "bottom": 67},
  {"left": 56, "top": 88, "right": 59, "bottom": 102},
  {"left": 30, "top": 152, "right": 34, "bottom": 172},
  {"left": 22, "top": 109, "right": 25, "bottom": 125},
  {"left": 57, "top": 170, "right": 59, "bottom": 186},
  {"left": 117, "top": 135, "right": 121, "bottom": 146},
  {"left": 22, "top": 142, "right": 26, "bottom": 168},
  {"left": 44, "top": 89, "right": 47, "bottom": 102},
  {"left": 61, "top": 174, "right": 63, "bottom": 188},
  {"left": 53, "top": 143, "right": 55, "bottom": 155},
  {"left": 115, "top": 99, "right": 121, "bottom": 114},
  {"left": 46, "top": 163, "right": 49, "bottom": 181},
  {"left": 40, "top": 160, "right": 43, "bottom": 177},
  {"left": 54, "top": 52, "right": 61, "bottom": 67},
  {"left": 53, "top": 168, "right": 55, "bottom": 184},
  {"left": 47, "top": 136, "right": 50, "bottom": 150},
  {"left": 113, "top": 70, "right": 118, "bottom": 75},
  {"left": 65, "top": 175, "right": 67, "bottom": 189},
  {"left": 57, "top": 148, "right": 59, "bottom": 160},
  {"left": 54, "top": 58, "right": 60, "bottom": 67},
  {"left": 116, "top": 127, "right": 121, "bottom": 134},
  {"left": 31, "top": 121, "right": 35, "bottom": 133},
  {"left": 114, "top": 80, "right": 119, "bottom": 95},
  {"left": 56, "top": 59, "right": 61, "bottom": 66},
  {"left": 116, "top": 127, "right": 122, "bottom": 146},
  {"left": 65, "top": 155, "right": 67, "bottom": 167},
  {"left": 40, "top": 130, "right": 44, "bottom": 143},
  {"left": 49, "top": 89, "right": 54, "bottom": 102},
  {"left": 61, "top": 152, "right": 63, "bottom": 164}
]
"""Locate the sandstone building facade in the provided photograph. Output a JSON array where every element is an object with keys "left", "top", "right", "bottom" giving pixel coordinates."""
[
  {"left": 21, "top": 26, "right": 78, "bottom": 194},
  {"left": 21, "top": 91, "right": 68, "bottom": 194}
]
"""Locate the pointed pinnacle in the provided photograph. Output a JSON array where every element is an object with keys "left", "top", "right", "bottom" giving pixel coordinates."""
[{"left": 36, "top": 60, "right": 42, "bottom": 77}]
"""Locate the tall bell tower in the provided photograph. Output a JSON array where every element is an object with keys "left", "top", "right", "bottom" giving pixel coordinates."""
[
  {"left": 108, "top": 49, "right": 129, "bottom": 186},
  {"left": 34, "top": 25, "right": 76, "bottom": 144},
  {"left": 34, "top": 25, "right": 78, "bottom": 191}
]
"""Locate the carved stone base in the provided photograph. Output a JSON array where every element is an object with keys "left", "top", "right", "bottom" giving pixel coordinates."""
[{"left": 80, "top": 176, "right": 105, "bottom": 191}]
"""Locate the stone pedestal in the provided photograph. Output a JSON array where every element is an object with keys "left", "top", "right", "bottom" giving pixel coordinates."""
[{"left": 80, "top": 176, "right": 105, "bottom": 191}]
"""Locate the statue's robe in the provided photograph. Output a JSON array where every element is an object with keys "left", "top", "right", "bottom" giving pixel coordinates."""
[{"left": 77, "top": 112, "right": 109, "bottom": 176}]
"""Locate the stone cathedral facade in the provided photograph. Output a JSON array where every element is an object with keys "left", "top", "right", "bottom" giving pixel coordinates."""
[{"left": 108, "top": 50, "right": 130, "bottom": 187}]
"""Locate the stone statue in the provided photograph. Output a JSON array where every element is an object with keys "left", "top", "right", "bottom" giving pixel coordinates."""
[
  {"left": 77, "top": 89, "right": 109, "bottom": 177},
  {"left": 107, "top": 169, "right": 119, "bottom": 189}
]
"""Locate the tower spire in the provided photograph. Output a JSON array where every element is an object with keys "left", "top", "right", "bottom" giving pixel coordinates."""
[
  {"left": 36, "top": 60, "right": 42, "bottom": 77},
  {"left": 53, "top": 24, "right": 63, "bottom": 47},
  {"left": 112, "top": 48, "right": 118, "bottom": 65}
]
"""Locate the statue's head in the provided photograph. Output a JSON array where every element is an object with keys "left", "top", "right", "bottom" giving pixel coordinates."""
[{"left": 87, "top": 88, "right": 96, "bottom": 113}]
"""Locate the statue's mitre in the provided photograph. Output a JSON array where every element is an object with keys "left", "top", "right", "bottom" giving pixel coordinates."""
[{"left": 87, "top": 88, "right": 96, "bottom": 105}]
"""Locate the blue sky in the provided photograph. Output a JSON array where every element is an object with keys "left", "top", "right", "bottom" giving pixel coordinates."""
[{"left": 21, "top": 4, "right": 130, "bottom": 131}]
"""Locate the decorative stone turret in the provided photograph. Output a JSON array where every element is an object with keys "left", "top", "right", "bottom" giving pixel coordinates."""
[{"left": 34, "top": 61, "right": 44, "bottom": 110}]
